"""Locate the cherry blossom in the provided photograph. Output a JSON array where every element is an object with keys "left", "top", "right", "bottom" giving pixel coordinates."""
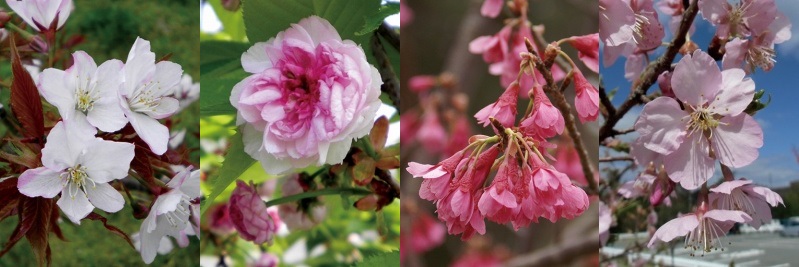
[
  {"left": 568, "top": 33, "right": 599, "bottom": 73},
  {"left": 709, "top": 178, "right": 783, "bottom": 228},
  {"left": 38, "top": 51, "right": 126, "bottom": 132},
  {"left": 648, "top": 203, "right": 750, "bottom": 255},
  {"left": 138, "top": 169, "right": 200, "bottom": 264},
  {"left": 278, "top": 174, "right": 327, "bottom": 230},
  {"left": 481, "top": 0, "right": 503, "bottom": 18},
  {"left": 722, "top": 11, "right": 792, "bottom": 73},
  {"left": 6, "top": 0, "right": 73, "bottom": 32},
  {"left": 172, "top": 74, "right": 200, "bottom": 112},
  {"left": 230, "top": 16, "right": 382, "bottom": 174},
  {"left": 520, "top": 85, "right": 564, "bottom": 139},
  {"left": 18, "top": 120, "right": 134, "bottom": 223},
  {"left": 120, "top": 37, "right": 183, "bottom": 155},
  {"left": 573, "top": 69, "right": 599, "bottom": 123},
  {"left": 600, "top": 0, "right": 664, "bottom": 66},
  {"left": 634, "top": 50, "right": 761, "bottom": 189},
  {"left": 699, "top": 0, "right": 777, "bottom": 39},
  {"left": 474, "top": 81, "right": 519, "bottom": 128}
]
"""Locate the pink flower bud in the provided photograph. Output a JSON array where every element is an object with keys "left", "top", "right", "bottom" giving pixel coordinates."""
[
  {"left": 409, "top": 75, "right": 437, "bottom": 92},
  {"left": 229, "top": 180, "right": 278, "bottom": 245}
]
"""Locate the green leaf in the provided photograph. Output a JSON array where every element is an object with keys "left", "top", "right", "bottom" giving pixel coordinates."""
[
  {"left": 209, "top": 0, "right": 247, "bottom": 41},
  {"left": 200, "top": 41, "right": 250, "bottom": 66},
  {"left": 355, "top": 3, "right": 399, "bottom": 36},
  {"left": 200, "top": 131, "right": 257, "bottom": 215},
  {"left": 199, "top": 66, "right": 248, "bottom": 117},
  {"left": 243, "top": 0, "right": 315, "bottom": 43},
  {"left": 352, "top": 251, "right": 400, "bottom": 267}
]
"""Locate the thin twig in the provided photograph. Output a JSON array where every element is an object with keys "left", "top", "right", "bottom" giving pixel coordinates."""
[
  {"left": 599, "top": 83, "right": 615, "bottom": 118},
  {"left": 598, "top": 0, "right": 699, "bottom": 140},
  {"left": 599, "top": 156, "right": 634, "bottom": 163},
  {"left": 505, "top": 233, "right": 600, "bottom": 267},
  {"left": 370, "top": 34, "right": 400, "bottom": 109}
]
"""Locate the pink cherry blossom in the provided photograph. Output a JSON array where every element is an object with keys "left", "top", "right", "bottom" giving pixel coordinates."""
[
  {"left": 624, "top": 52, "right": 646, "bottom": 81},
  {"left": 469, "top": 25, "right": 512, "bottom": 65},
  {"left": 600, "top": 0, "right": 664, "bottom": 67},
  {"left": 710, "top": 178, "right": 783, "bottom": 229},
  {"left": 481, "top": 0, "right": 504, "bottom": 18},
  {"left": 634, "top": 50, "right": 761, "bottom": 190},
  {"left": 120, "top": 37, "right": 182, "bottom": 155},
  {"left": 415, "top": 109, "right": 447, "bottom": 154},
  {"left": 520, "top": 85, "right": 564, "bottom": 139},
  {"left": 573, "top": 69, "right": 599, "bottom": 123},
  {"left": 38, "top": 51, "right": 127, "bottom": 132},
  {"left": 722, "top": 11, "right": 792, "bottom": 73},
  {"left": 699, "top": 0, "right": 777, "bottom": 39},
  {"left": 648, "top": 204, "right": 750, "bottom": 254},
  {"left": 18, "top": 120, "right": 134, "bottom": 224},
  {"left": 656, "top": 70, "right": 675, "bottom": 98},
  {"left": 400, "top": 1, "right": 412, "bottom": 27},
  {"left": 6, "top": 0, "right": 73, "bottom": 32},
  {"left": 230, "top": 16, "right": 382, "bottom": 174},
  {"left": 229, "top": 180, "right": 278, "bottom": 245},
  {"left": 409, "top": 75, "right": 437, "bottom": 92},
  {"left": 474, "top": 81, "right": 519, "bottom": 128},
  {"left": 568, "top": 33, "right": 599, "bottom": 73},
  {"left": 407, "top": 211, "right": 446, "bottom": 254},
  {"left": 208, "top": 203, "right": 235, "bottom": 235}
]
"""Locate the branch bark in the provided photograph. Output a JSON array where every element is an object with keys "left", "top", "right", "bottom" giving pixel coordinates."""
[
  {"left": 505, "top": 233, "right": 600, "bottom": 267},
  {"left": 371, "top": 34, "right": 401, "bottom": 109}
]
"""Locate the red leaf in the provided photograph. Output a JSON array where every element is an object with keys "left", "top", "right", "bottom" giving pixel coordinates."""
[
  {"left": 9, "top": 35, "right": 44, "bottom": 142},
  {"left": 84, "top": 212, "right": 134, "bottom": 249},
  {"left": 0, "top": 178, "right": 21, "bottom": 221},
  {"left": 0, "top": 197, "right": 55, "bottom": 266}
]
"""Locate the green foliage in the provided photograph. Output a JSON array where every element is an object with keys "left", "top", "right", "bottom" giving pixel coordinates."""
[
  {"left": 74, "top": 6, "right": 140, "bottom": 55},
  {"left": 201, "top": 131, "right": 257, "bottom": 215},
  {"left": 353, "top": 251, "right": 400, "bottom": 267},
  {"left": 356, "top": 3, "right": 399, "bottom": 36}
]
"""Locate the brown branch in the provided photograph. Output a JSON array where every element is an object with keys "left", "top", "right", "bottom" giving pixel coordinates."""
[
  {"left": 598, "top": 0, "right": 699, "bottom": 141},
  {"left": 531, "top": 55, "right": 598, "bottom": 194},
  {"left": 377, "top": 22, "right": 399, "bottom": 52},
  {"left": 599, "top": 156, "right": 634, "bottom": 163},
  {"left": 371, "top": 34, "right": 400, "bottom": 109},
  {"left": 599, "top": 83, "right": 615, "bottom": 118},
  {"left": 505, "top": 233, "right": 600, "bottom": 267}
]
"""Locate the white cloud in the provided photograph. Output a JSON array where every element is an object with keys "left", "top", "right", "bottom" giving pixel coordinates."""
[{"left": 734, "top": 153, "right": 799, "bottom": 188}]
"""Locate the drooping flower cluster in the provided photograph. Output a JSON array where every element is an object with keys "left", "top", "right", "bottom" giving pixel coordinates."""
[
  {"left": 230, "top": 16, "right": 382, "bottom": 175},
  {"left": 408, "top": 0, "right": 596, "bottom": 241}
]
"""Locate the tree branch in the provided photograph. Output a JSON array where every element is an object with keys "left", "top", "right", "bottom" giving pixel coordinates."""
[
  {"left": 371, "top": 34, "right": 400, "bottom": 109},
  {"left": 377, "top": 22, "right": 399, "bottom": 52},
  {"left": 598, "top": 0, "right": 699, "bottom": 141},
  {"left": 505, "top": 233, "right": 600, "bottom": 267}
]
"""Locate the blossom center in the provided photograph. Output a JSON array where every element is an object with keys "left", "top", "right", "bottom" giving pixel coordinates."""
[
  {"left": 631, "top": 14, "right": 651, "bottom": 44},
  {"left": 746, "top": 45, "right": 776, "bottom": 71},
  {"left": 129, "top": 82, "right": 163, "bottom": 112},
  {"left": 685, "top": 214, "right": 727, "bottom": 255},
  {"left": 687, "top": 109, "right": 720, "bottom": 136},
  {"left": 728, "top": 1, "right": 752, "bottom": 37},
  {"left": 75, "top": 89, "right": 96, "bottom": 112},
  {"left": 61, "top": 165, "right": 95, "bottom": 199},
  {"left": 165, "top": 195, "right": 192, "bottom": 228}
]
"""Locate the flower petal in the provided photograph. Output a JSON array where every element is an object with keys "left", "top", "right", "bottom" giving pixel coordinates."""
[
  {"left": 18, "top": 167, "right": 63, "bottom": 198},
  {"left": 671, "top": 51, "right": 722, "bottom": 106},
  {"left": 242, "top": 42, "right": 273, "bottom": 74},
  {"left": 128, "top": 111, "right": 169, "bottom": 155},
  {"left": 82, "top": 138, "right": 135, "bottom": 183},
  {"left": 709, "top": 68, "right": 755, "bottom": 117},
  {"left": 711, "top": 114, "right": 762, "bottom": 168},
  {"left": 635, "top": 97, "right": 688, "bottom": 155},
  {"left": 57, "top": 184, "right": 94, "bottom": 224},
  {"left": 86, "top": 182, "right": 125, "bottom": 213},
  {"left": 664, "top": 132, "right": 715, "bottom": 190},
  {"left": 648, "top": 214, "right": 699, "bottom": 247}
]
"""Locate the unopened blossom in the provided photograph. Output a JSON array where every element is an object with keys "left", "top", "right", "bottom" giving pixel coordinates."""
[
  {"left": 568, "top": 33, "right": 599, "bottom": 73},
  {"left": 173, "top": 74, "right": 200, "bottom": 112},
  {"left": 520, "top": 85, "right": 564, "bottom": 139},
  {"left": 657, "top": 70, "right": 675, "bottom": 98},
  {"left": 722, "top": 11, "right": 792, "bottom": 73},
  {"left": 18, "top": 121, "right": 134, "bottom": 223},
  {"left": 573, "top": 69, "right": 599, "bottom": 123},
  {"left": 699, "top": 0, "right": 777, "bottom": 39},
  {"left": 474, "top": 81, "right": 518, "bottom": 128},
  {"left": 39, "top": 51, "right": 126, "bottom": 132},
  {"left": 710, "top": 178, "right": 783, "bottom": 228},
  {"left": 634, "top": 50, "right": 761, "bottom": 189},
  {"left": 481, "top": 0, "right": 503, "bottom": 18},
  {"left": 415, "top": 109, "right": 446, "bottom": 154},
  {"left": 6, "top": 0, "right": 73, "bottom": 32},
  {"left": 408, "top": 75, "right": 437, "bottom": 92},
  {"left": 648, "top": 203, "right": 750, "bottom": 255},
  {"left": 229, "top": 180, "right": 278, "bottom": 245},
  {"left": 407, "top": 211, "right": 446, "bottom": 255},
  {"left": 120, "top": 37, "right": 183, "bottom": 155},
  {"left": 230, "top": 16, "right": 382, "bottom": 174},
  {"left": 278, "top": 174, "right": 327, "bottom": 230},
  {"left": 139, "top": 169, "right": 201, "bottom": 264},
  {"left": 600, "top": 0, "right": 664, "bottom": 66}
]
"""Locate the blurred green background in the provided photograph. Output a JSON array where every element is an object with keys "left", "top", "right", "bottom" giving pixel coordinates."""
[{"left": 0, "top": 0, "right": 200, "bottom": 266}]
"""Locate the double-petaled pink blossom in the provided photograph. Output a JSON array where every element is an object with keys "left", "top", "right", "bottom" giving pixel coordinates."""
[
  {"left": 634, "top": 50, "right": 761, "bottom": 190},
  {"left": 230, "top": 16, "right": 382, "bottom": 174}
]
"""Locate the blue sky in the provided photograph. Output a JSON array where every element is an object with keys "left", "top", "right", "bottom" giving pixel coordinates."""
[{"left": 601, "top": 1, "right": 799, "bottom": 188}]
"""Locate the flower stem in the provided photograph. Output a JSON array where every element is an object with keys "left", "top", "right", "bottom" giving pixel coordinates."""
[{"left": 264, "top": 187, "right": 373, "bottom": 208}]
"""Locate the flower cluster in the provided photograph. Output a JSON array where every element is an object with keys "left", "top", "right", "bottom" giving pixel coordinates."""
[
  {"left": 599, "top": 0, "right": 791, "bottom": 257},
  {"left": 407, "top": 0, "right": 597, "bottom": 240}
]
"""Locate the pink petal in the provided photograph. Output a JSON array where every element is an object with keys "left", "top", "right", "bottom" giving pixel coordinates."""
[
  {"left": 711, "top": 114, "right": 762, "bottom": 168},
  {"left": 709, "top": 68, "right": 755, "bottom": 116},
  {"left": 480, "top": 0, "right": 503, "bottom": 18},
  {"left": 703, "top": 209, "right": 751, "bottom": 223},
  {"left": 709, "top": 179, "right": 752, "bottom": 194},
  {"left": 671, "top": 50, "right": 722, "bottom": 106},
  {"left": 664, "top": 132, "right": 714, "bottom": 190},
  {"left": 635, "top": 97, "right": 688, "bottom": 155},
  {"left": 648, "top": 214, "right": 699, "bottom": 247}
]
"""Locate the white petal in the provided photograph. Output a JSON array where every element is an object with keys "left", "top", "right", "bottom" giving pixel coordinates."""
[
  {"left": 127, "top": 111, "right": 169, "bottom": 155},
  {"left": 153, "top": 190, "right": 182, "bottom": 215},
  {"left": 142, "top": 97, "right": 179, "bottom": 119},
  {"left": 57, "top": 184, "right": 94, "bottom": 224},
  {"left": 17, "top": 167, "right": 63, "bottom": 198},
  {"left": 38, "top": 68, "right": 75, "bottom": 119},
  {"left": 138, "top": 223, "right": 164, "bottom": 264},
  {"left": 81, "top": 139, "right": 135, "bottom": 183},
  {"left": 648, "top": 214, "right": 699, "bottom": 247},
  {"left": 152, "top": 61, "right": 183, "bottom": 96},
  {"left": 87, "top": 101, "right": 128, "bottom": 132},
  {"left": 85, "top": 182, "right": 124, "bottom": 213},
  {"left": 709, "top": 69, "right": 755, "bottom": 116},
  {"left": 41, "top": 121, "right": 94, "bottom": 170}
]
